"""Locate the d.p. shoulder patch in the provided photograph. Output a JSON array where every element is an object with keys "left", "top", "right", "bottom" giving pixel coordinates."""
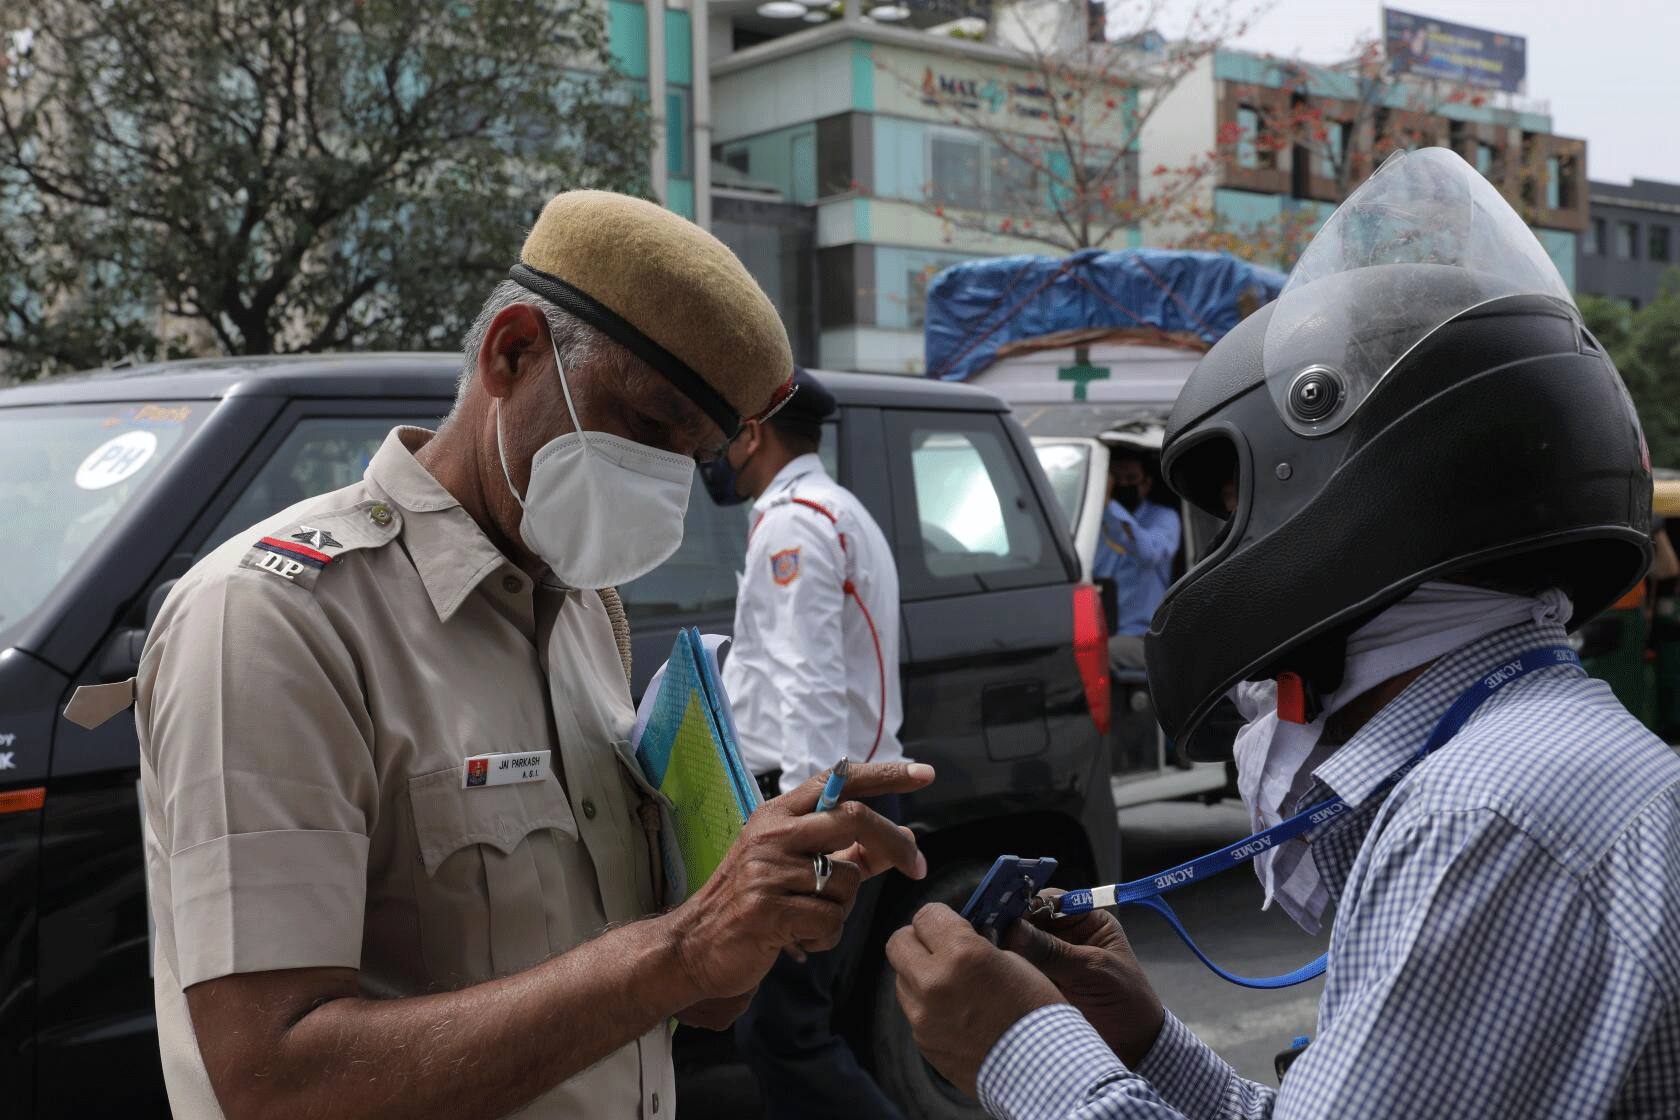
[
  {"left": 238, "top": 500, "right": 402, "bottom": 589},
  {"left": 770, "top": 547, "right": 801, "bottom": 586}
]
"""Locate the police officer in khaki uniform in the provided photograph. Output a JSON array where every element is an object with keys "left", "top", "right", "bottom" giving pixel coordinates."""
[{"left": 131, "top": 191, "right": 933, "bottom": 1120}]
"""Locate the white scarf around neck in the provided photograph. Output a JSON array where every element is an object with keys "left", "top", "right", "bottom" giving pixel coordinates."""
[{"left": 1231, "top": 581, "right": 1572, "bottom": 933}]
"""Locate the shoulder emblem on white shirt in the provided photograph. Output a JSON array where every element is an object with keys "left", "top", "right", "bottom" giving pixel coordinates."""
[{"left": 770, "top": 548, "right": 801, "bottom": 585}]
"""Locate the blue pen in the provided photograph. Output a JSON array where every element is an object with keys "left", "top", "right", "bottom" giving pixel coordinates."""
[{"left": 815, "top": 758, "right": 850, "bottom": 812}]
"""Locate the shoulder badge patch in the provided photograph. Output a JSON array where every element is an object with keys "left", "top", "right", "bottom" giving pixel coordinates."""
[
  {"left": 244, "top": 536, "right": 334, "bottom": 583},
  {"left": 237, "top": 500, "right": 400, "bottom": 589},
  {"left": 771, "top": 547, "right": 801, "bottom": 586}
]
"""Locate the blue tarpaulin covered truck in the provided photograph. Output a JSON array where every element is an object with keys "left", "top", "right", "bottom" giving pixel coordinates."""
[{"left": 923, "top": 246, "right": 1284, "bottom": 402}]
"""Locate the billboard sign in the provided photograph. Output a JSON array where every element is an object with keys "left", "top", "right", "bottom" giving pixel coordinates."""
[{"left": 1383, "top": 7, "right": 1526, "bottom": 93}]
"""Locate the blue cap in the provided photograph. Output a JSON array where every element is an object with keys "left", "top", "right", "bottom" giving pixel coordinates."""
[{"left": 773, "top": 367, "right": 837, "bottom": 427}]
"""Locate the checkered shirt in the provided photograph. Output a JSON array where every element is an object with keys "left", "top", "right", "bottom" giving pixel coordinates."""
[{"left": 977, "top": 619, "right": 1680, "bottom": 1118}]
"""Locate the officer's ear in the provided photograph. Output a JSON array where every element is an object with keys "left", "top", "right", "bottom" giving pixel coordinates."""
[
  {"left": 732, "top": 418, "right": 764, "bottom": 466},
  {"left": 478, "top": 303, "right": 549, "bottom": 402}
]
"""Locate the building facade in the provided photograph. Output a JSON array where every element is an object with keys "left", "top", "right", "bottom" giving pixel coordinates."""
[
  {"left": 606, "top": 1, "right": 1140, "bottom": 373},
  {"left": 1140, "top": 48, "right": 1588, "bottom": 287},
  {"left": 1577, "top": 178, "right": 1680, "bottom": 309},
  {"left": 608, "top": 10, "right": 1588, "bottom": 370}
]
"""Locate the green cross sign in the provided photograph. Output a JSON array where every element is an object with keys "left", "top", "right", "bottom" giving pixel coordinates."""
[{"left": 1057, "top": 361, "right": 1111, "bottom": 401}]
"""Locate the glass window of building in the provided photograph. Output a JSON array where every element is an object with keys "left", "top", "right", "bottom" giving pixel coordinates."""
[
  {"left": 1475, "top": 142, "right": 1497, "bottom": 178},
  {"left": 1650, "top": 225, "right": 1671, "bottom": 264},
  {"left": 930, "top": 132, "right": 984, "bottom": 209},
  {"left": 1545, "top": 156, "right": 1561, "bottom": 210},
  {"left": 1318, "top": 120, "right": 1348, "bottom": 180},
  {"left": 989, "top": 143, "right": 1040, "bottom": 212},
  {"left": 906, "top": 263, "right": 936, "bottom": 329},
  {"left": 1588, "top": 218, "right": 1605, "bottom": 256},
  {"left": 873, "top": 247, "right": 976, "bottom": 330},
  {"left": 1236, "top": 105, "right": 1262, "bottom": 169},
  {"left": 666, "top": 89, "right": 690, "bottom": 177},
  {"left": 1618, "top": 221, "right": 1639, "bottom": 259}
]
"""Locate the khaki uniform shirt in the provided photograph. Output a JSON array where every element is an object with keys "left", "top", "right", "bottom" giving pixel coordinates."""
[{"left": 135, "top": 427, "right": 673, "bottom": 1119}]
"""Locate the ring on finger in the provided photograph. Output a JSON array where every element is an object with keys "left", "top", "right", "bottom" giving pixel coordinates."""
[{"left": 812, "top": 853, "right": 833, "bottom": 894}]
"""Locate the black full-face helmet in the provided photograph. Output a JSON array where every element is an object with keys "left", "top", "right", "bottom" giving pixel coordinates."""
[{"left": 1147, "top": 148, "right": 1652, "bottom": 760}]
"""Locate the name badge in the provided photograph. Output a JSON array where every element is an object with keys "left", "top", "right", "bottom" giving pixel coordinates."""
[{"left": 463, "top": 750, "right": 552, "bottom": 788}]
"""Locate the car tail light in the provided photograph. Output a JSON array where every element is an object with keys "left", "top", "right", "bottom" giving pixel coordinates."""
[{"left": 1072, "top": 583, "right": 1111, "bottom": 735}]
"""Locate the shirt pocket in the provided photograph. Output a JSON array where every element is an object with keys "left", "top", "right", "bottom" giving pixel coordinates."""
[{"left": 407, "top": 766, "right": 580, "bottom": 987}]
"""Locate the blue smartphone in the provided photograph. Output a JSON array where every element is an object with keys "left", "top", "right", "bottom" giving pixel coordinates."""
[{"left": 960, "top": 855, "right": 1058, "bottom": 944}]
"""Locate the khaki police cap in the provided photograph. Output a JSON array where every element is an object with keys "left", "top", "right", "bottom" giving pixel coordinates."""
[{"left": 510, "top": 190, "right": 794, "bottom": 439}]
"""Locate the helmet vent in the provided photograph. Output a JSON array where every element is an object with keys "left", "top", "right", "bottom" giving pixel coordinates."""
[{"left": 1287, "top": 367, "right": 1344, "bottom": 423}]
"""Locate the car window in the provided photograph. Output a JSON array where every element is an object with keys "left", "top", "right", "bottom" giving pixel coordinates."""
[
  {"left": 1031, "top": 439, "right": 1091, "bottom": 531},
  {"left": 0, "top": 401, "right": 210, "bottom": 646},
  {"left": 886, "top": 411, "right": 1063, "bottom": 597},
  {"left": 620, "top": 429, "right": 838, "bottom": 624},
  {"left": 197, "top": 417, "right": 409, "bottom": 557}
]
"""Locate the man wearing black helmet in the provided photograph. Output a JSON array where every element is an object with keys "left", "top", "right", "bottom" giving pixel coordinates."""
[{"left": 885, "top": 149, "right": 1680, "bottom": 1118}]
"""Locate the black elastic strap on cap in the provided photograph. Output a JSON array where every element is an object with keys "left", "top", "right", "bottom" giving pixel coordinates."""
[{"left": 509, "top": 262, "right": 742, "bottom": 438}]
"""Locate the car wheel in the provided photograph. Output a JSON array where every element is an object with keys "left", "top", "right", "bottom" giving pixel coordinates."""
[{"left": 870, "top": 858, "right": 992, "bottom": 1120}]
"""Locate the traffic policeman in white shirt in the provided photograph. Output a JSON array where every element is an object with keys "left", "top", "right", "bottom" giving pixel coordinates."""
[{"left": 702, "top": 367, "right": 908, "bottom": 1119}]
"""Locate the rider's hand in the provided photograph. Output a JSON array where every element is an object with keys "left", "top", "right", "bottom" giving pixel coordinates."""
[
  {"left": 669, "top": 761, "right": 933, "bottom": 1000},
  {"left": 888, "top": 903, "right": 1064, "bottom": 1099},
  {"left": 1002, "top": 889, "right": 1165, "bottom": 1066}
]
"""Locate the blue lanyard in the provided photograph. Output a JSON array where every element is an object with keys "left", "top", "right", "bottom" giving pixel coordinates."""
[{"left": 1058, "top": 646, "right": 1582, "bottom": 989}]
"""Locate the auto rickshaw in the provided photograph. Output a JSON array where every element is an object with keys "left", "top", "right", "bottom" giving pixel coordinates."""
[{"left": 1580, "top": 474, "right": 1680, "bottom": 739}]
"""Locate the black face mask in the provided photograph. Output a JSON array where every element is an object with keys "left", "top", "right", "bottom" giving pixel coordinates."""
[
  {"left": 1113, "top": 484, "right": 1142, "bottom": 512},
  {"left": 699, "top": 452, "right": 749, "bottom": 507}
]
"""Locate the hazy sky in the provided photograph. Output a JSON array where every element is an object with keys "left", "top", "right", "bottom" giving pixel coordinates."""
[{"left": 1190, "top": 0, "right": 1680, "bottom": 186}]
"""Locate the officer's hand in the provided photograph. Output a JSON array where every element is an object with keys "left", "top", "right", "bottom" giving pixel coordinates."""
[
  {"left": 672, "top": 761, "right": 933, "bottom": 1000},
  {"left": 887, "top": 903, "right": 1063, "bottom": 1100},
  {"left": 676, "top": 988, "right": 758, "bottom": 1031},
  {"left": 1002, "top": 889, "right": 1165, "bottom": 1066}
]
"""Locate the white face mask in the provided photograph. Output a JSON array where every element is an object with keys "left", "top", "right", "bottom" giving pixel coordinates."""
[{"left": 495, "top": 334, "right": 694, "bottom": 588}]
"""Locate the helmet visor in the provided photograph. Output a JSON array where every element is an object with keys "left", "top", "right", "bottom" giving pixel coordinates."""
[{"left": 1263, "top": 147, "right": 1576, "bottom": 437}]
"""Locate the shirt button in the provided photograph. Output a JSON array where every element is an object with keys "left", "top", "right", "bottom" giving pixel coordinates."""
[
  {"left": 368, "top": 503, "right": 393, "bottom": 527},
  {"left": 582, "top": 798, "right": 597, "bottom": 820},
  {"left": 502, "top": 575, "right": 522, "bottom": 594},
  {"left": 652, "top": 1092, "right": 660, "bottom": 1114}
]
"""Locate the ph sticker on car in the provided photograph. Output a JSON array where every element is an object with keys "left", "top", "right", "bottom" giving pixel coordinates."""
[{"left": 75, "top": 431, "right": 158, "bottom": 490}]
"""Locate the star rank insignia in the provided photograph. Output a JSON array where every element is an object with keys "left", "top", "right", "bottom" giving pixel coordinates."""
[{"left": 290, "top": 526, "right": 343, "bottom": 550}]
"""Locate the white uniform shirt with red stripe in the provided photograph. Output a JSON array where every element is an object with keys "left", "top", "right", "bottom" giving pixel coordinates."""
[{"left": 722, "top": 453, "right": 904, "bottom": 795}]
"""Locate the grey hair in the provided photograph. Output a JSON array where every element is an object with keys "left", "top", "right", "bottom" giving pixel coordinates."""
[{"left": 447, "top": 278, "right": 661, "bottom": 424}]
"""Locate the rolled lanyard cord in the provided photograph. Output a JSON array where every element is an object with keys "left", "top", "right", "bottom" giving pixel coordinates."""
[{"left": 1057, "top": 646, "right": 1584, "bottom": 989}]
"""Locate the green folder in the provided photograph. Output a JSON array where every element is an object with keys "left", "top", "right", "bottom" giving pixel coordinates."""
[{"left": 631, "top": 628, "right": 761, "bottom": 899}]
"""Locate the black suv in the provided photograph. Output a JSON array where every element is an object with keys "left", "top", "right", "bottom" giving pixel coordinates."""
[{"left": 0, "top": 355, "right": 1118, "bottom": 1118}]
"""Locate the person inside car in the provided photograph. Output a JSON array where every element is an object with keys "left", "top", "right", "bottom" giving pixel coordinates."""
[{"left": 1095, "top": 445, "right": 1180, "bottom": 669}]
